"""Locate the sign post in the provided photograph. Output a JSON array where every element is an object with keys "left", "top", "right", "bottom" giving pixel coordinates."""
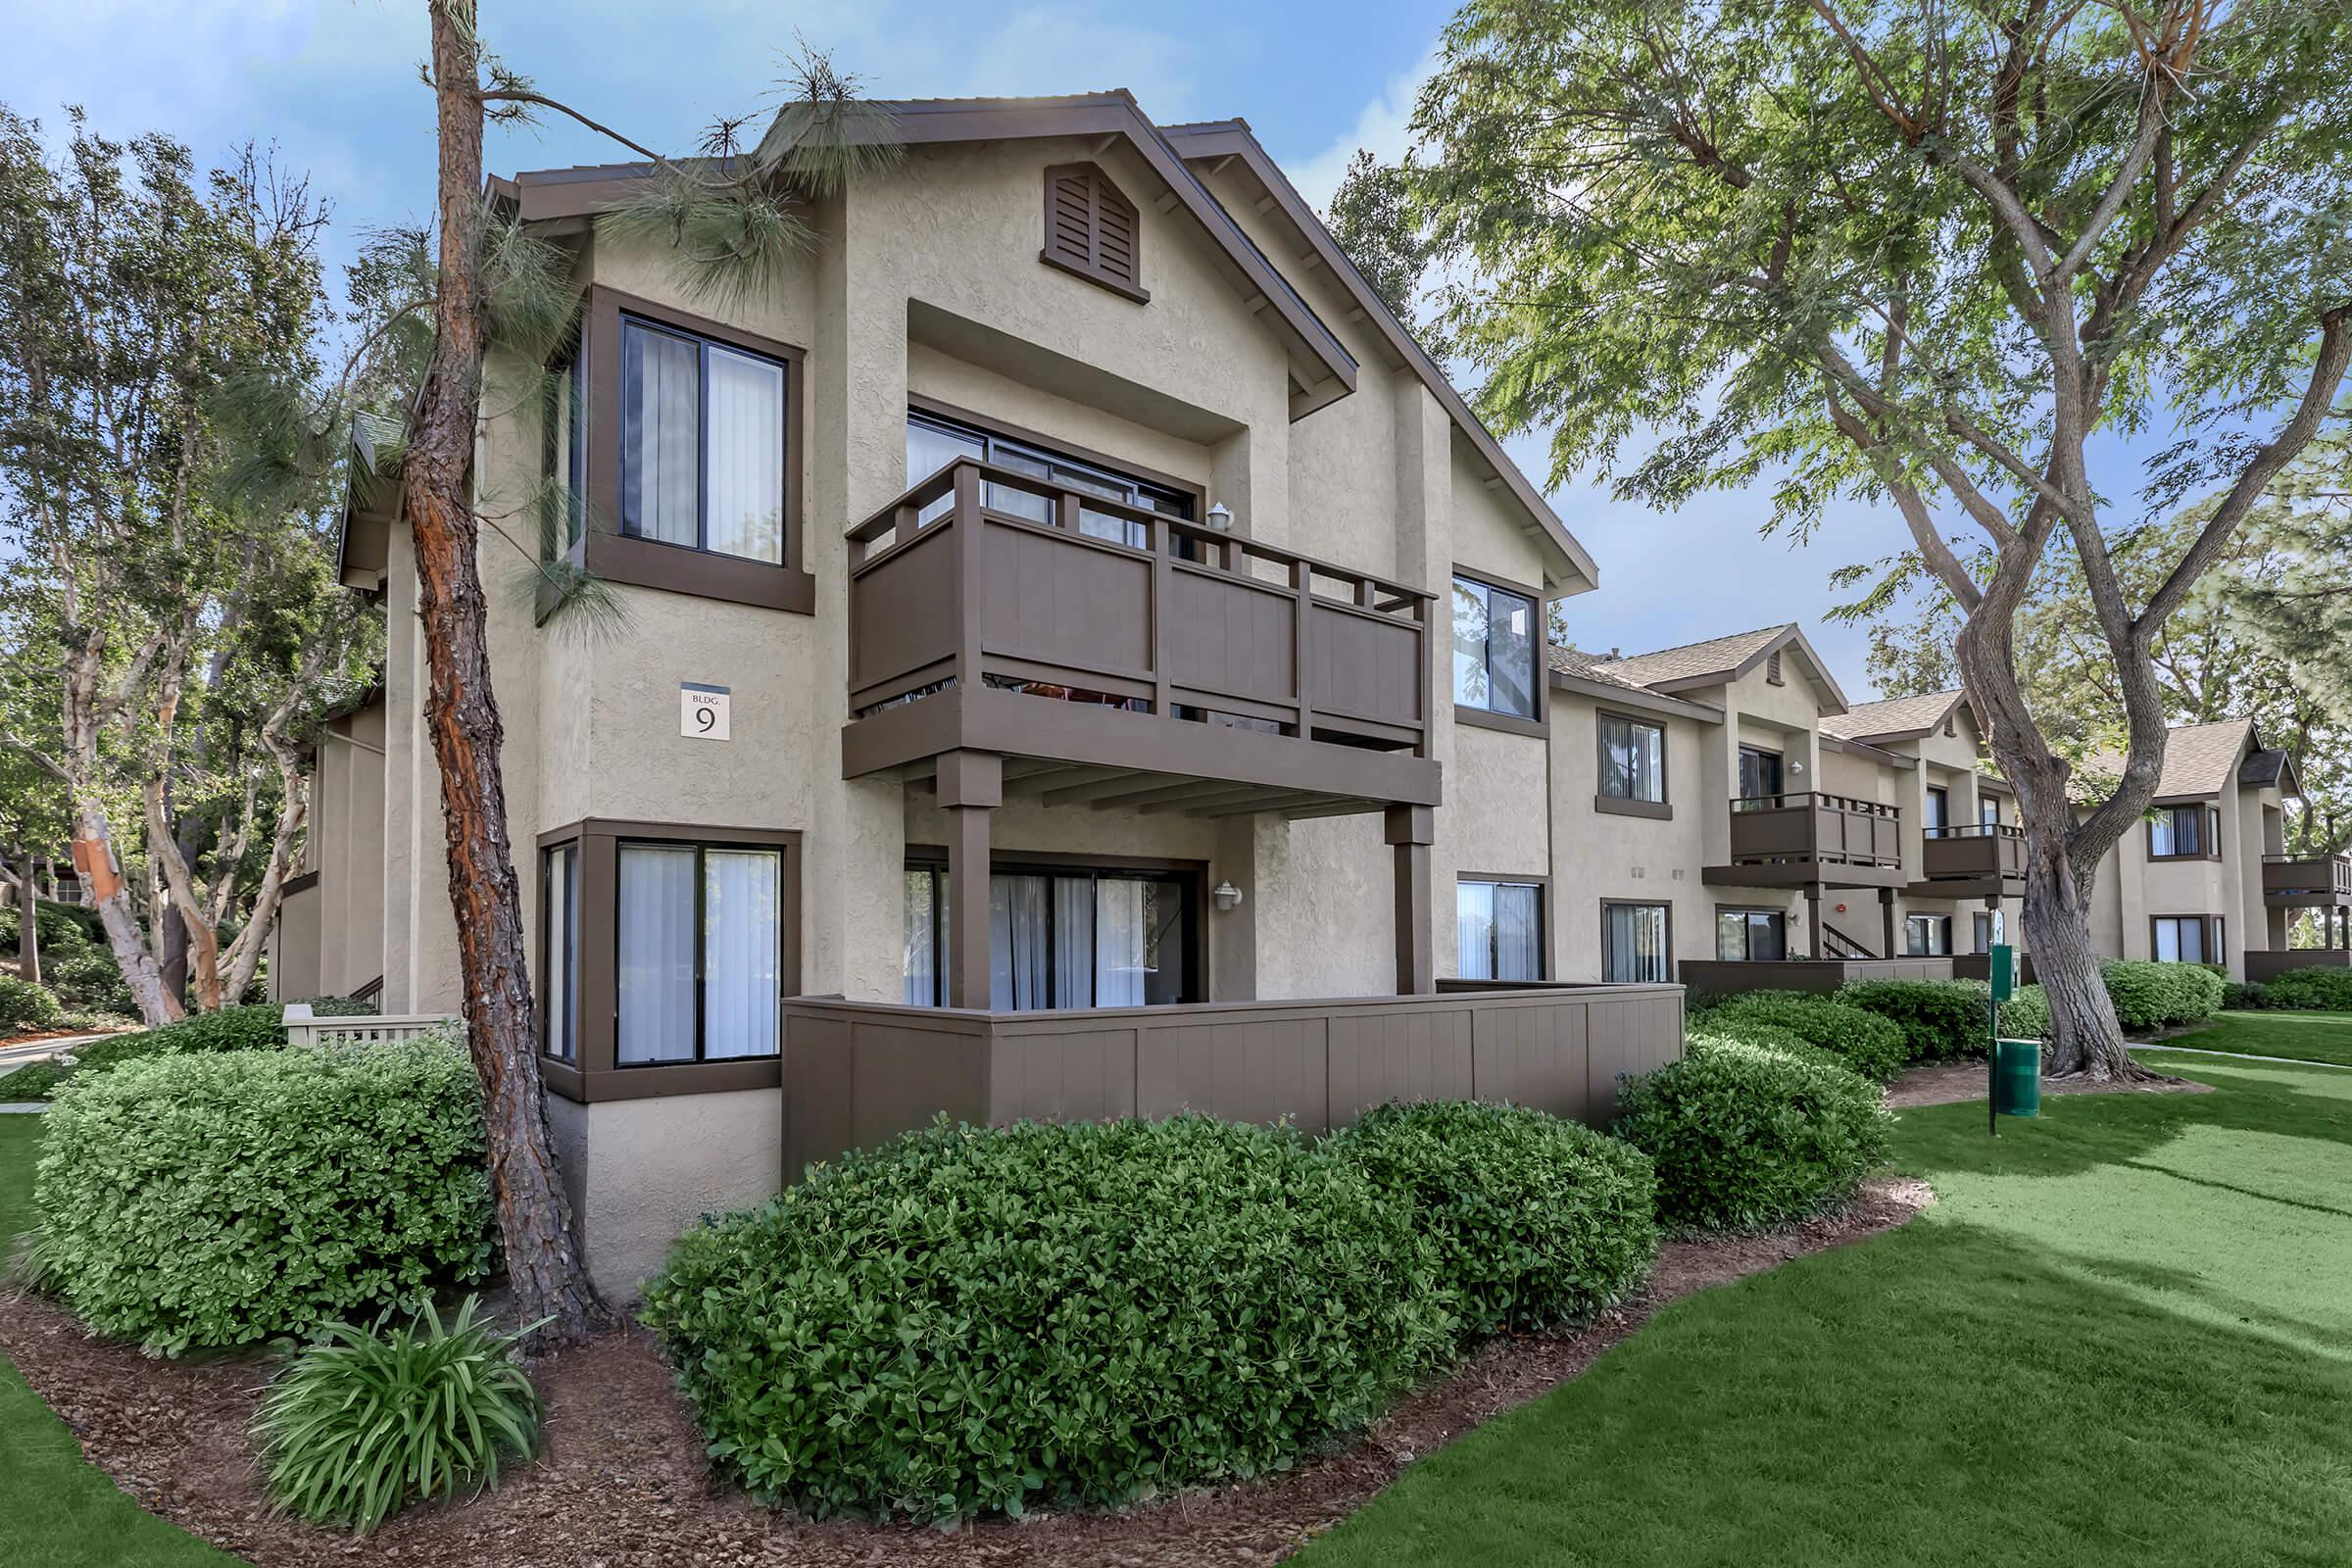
[{"left": 1986, "top": 942, "right": 2015, "bottom": 1137}]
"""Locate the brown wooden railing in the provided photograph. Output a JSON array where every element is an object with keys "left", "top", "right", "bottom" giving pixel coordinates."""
[
  {"left": 1726, "top": 791, "right": 1903, "bottom": 868},
  {"left": 1922, "top": 821, "right": 2027, "bottom": 881},
  {"left": 2262, "top": 853, "right": 2352, "bottom": 903},
  {"left": 845, "top": 458, "right": 1435, "bottom": 756}
]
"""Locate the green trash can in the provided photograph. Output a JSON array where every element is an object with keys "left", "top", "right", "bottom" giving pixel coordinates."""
[{"left": 1993, "top": 1039, "right": 2042, "bottom": 1118}]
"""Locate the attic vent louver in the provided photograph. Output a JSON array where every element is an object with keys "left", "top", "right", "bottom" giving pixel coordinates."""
[
  {"left": 1042, "top": 163, "right": 1148, "bottom": 303},
  {"left": 1765, "top": 650, "right": 1784, "bottom": 685}
]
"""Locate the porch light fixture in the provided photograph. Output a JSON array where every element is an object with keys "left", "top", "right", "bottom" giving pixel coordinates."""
[
  {"left": 1206, "top": 502, "right": 1234, "bottom": 531},
  {"left": 1213, "top": 879, "right": 1245, "bottom": 911}
]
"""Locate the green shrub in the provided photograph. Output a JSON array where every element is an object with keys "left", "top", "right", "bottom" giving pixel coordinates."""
[
  {"left": 2100, "top": 959, "right": 2226, "bottom": 1031},
  {"left": 0, "top": 899, "right": 105, "bottom": 954},
  {"left": 33, "top": 1039, "right": 495, "bottom": 1354},
  {"left": 1994, "top": 984, "right": 2051, "bottom": 1040},
  {"left": 2222, "top": 981, "right": 2275, "bottom": 1010},
  {"left": 643, "top": 1115, "right": 1450, "bottom": 1522},
  {"left": 0, "top": 975, "right": 64, "bottom": 1032},
  {"left": 131, "top": 1001, "right": 289, "bottom": 1054},
  {"left": 2261, "top": 967, "right": 2352, "bottom": 1011},
  {"left": 1694, "top": 992, "right": 1909, "bottom": 1082},
  {"left": 46, "top": 946, "right": 132, "bottom": 1016},
  {"left": 294, "top": 995, "right": 379, "bottom": 1018},
  {"left": 1615, "top": 1035, "right": 1891, "bottom": 1232},
  {"left": 0, "top": 1058, "right": 74, "bottom": 1101},
  {"left": 1330, "top": 1101, "right": 1657, "bottom": 1337},
  {"left": 1837, "top": 978, "right": 1993, "bottom": 1062},
  {"left": 1682, "top": 1011, "right": 1849, "bottom": 1071},
  {"left": 255, "top": 1296, "right": 540, "bottom": 1535}
]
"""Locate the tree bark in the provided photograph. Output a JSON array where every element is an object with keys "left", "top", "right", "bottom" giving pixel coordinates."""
[
  {"left": 71, "top": 801, "right": 180, "bottom": 1025},
  {"left": 5, "top": 853, "right": 35, "bottom": 987},
  {"left": 405, "top": 0, "right": 606, "bottom": 1344}
]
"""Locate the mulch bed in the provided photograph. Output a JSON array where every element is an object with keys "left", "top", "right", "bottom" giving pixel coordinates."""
[
  {"left": 0, "top": 1178, "right": 1930, "bottom": 1568},
  {"left": 1886, "top": 1060, "right": 2213, "bottom": 1109}
]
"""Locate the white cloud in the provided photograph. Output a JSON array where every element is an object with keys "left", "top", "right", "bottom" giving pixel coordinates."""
[
  {"left": 953, "top": 5, "right": 1200, "bottom": 120},
  {"left": 1281, "top": 44, "right": 1436, "bottom": 212}
]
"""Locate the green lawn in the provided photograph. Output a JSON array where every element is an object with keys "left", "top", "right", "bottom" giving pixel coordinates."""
[
  {"left": 2167, "top": 1009, "right": 2352, "bottom": 1068},
  {"left": 1299, "top": 1048, "right": 2352, "bottom": 1568},
  {"left": 0, "top": 1116, "right": 243, "bottom": 1568}
]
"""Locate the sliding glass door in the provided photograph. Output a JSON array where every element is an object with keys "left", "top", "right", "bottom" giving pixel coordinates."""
[{"left": 904, "top": 860, "right": 1194, "bottom": 1008}]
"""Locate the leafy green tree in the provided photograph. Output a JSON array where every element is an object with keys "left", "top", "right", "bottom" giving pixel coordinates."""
[
  {"left": 1324, "top": 149, "right": 1432, "bottom": 325},
  {"left": 1412, "top": 0, "right": 2352, "bottom": 1076}
]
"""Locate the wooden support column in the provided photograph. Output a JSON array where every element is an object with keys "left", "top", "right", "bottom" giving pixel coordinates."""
[
  {"left": 938, "top": 751, "right": 1001, "bottom": 1010},
  {"left": 1881, "top": 888, "right": 1898, "bottom": 958},
  {"left": 1805, "top": 884, "right": 1825, "bottom": 960},
  {"left": 1386, "top": 805, "right": 1435, "bottom": 995}
]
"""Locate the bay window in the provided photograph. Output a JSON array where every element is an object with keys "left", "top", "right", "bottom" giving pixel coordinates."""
[
  {"left": 2153, "top": 914, "right": 2223, "bottom": 964},
  {"left": 619, "top": 317, "right": 788, "bottom": 564},
  {"left": 2149, "top": 805, "right": 2218, "bottom": 859}
]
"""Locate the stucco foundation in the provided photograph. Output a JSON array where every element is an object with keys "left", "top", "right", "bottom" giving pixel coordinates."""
[{"left": 550, "top": 1089, "right": 784, "bottom": 1301}]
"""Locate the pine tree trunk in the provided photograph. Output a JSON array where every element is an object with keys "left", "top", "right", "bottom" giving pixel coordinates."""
[
  {"left": 13, "top": 858, "right": 35, "bottom": 987},
  {"left": 406, "top": 0, "right": 606, "bottom": 1344}
]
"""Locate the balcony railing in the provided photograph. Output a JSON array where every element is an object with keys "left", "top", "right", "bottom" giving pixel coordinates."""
[
  {"left": 1922, "top": 821, "right": 2027, "bottom": 881},
  {"left": 845, "top": 458, "right": 1435, "bottom": 758},
  {"left": 1725, "top": 792, "right": 1903, "bottom": 869},
  {"left": 2263, "top": 852, "right": 2352, "bottom": 905}
]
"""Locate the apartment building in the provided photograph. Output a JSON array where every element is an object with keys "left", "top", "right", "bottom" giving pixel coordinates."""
[
  {"left": 315, "top": 93, "right": 1690, "bottom": 1294},
  {"left": 2082, "top": 718, "right": 2348, "bottom": 982},
  {"left": 1545, "top": 633, "right": 2023, "bottom": 991}
]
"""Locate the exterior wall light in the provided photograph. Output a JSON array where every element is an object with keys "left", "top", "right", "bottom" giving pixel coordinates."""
[
  {"left": 1213, "top": 879, "right": 1245, "bottom": 911},
  {"left": 1206, "top": 502, "right": 1234, "bottom": 531}
]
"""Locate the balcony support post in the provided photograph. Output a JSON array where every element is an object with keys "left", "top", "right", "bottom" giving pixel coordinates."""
[
  {"left": 1805, "top": 883, "right": 1824, "bottom": 961},
  {"left": 1386, "top": 804, "right": 1435, "bottom": 995},
  {"left": 938, "top": 751, "right": 1002, "bottom": 1009},
  {"left": 1881, "top": 888, "right": 1898, "bottom": 958}
]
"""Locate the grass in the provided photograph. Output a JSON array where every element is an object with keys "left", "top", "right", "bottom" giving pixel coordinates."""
[
  {"left": 1298, "top": 1045, "right": 2352, "bottom": 1567},
  {"left": 0, "top": 1116, "right": 245, "bottom": 1568},
  {"left": 2167, "top": 1009, "right": 2352, "bottom": 1069}
]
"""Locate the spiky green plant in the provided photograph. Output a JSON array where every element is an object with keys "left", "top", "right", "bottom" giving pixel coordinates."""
[{"left": 254, "top": 1297, "right": 544, "bottom": 1534}]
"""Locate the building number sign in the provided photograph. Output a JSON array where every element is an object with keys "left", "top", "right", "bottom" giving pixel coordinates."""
[{"left": 680, "top": 682, "right": 731, "bottom": 741}]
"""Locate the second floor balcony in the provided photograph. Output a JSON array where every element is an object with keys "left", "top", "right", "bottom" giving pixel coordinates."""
[
  {"left": 2264, "top": 853, "right": 2352, "bottom": 907},
  {"left": 840, "top": 457, "right": 1441, "bottom": 816},
  {"left": 1921, "top": 822, "right": 2028, "bottom": 883},
  {"left": 1707, "top": 791, "right": 1905, "bottom": 889}
]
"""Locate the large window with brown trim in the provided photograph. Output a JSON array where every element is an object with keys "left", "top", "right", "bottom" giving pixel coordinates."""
[
  {"left": 1905, "top": 913, "right": 1952, "bottom": 956},
  {"left": 2153, "top": 913, "right": 2223, "bottom": 964},
  {"left": 2149, "top": 804, "right": 2220, "bottom": 859},
  {"left": 1041, "top": 163, "right": 1146, "bottom": 301},
  {"left": 903, "top": 857, "right": 1196, "bottom": 1009},
  {"left": 1597, "top": 712, "right": 1666, "bottom": 807},
  {"left": 1602, "top": 901, "right": 1671, "bottom": 984},
  {"left": 1457, "top": 877, "right": 1544, "bottom": 981},
  {"left": 617, "top": 315, "right": 787, "bottom": 564},
  {"left": 1452, "top": 576, "right": 1538, "bottom": 720},
  {"left": 1717, "top": 906, "right": 1787, "bottom": 960},
  {"left": 904, "top": 409, "right": 1194, "bottom": 544}
]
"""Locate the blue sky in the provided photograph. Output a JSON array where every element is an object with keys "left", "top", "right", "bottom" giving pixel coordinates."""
[{"left": 5, "top": 0, "right": 2012, "bottom": 694}]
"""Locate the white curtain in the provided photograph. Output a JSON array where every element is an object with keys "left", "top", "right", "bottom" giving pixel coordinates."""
[
  {"left": 704, "top": 849, "right": 779, "bottom": 1058},
  {"left": 617, "top": 845, "right": 696, "bottom": 1063},
  {"left": 1054, "top": 876, "right": 1096, "bottom": 1007},
  {"left": 1606, "top": 904, "right": 1667, "bottom": 984},
  {"left": 621, "top": 323, "right": 698, "bottom": 547},
  {"left": 990, "top": 874, "right": 1050, "bottom": 1009},
  {"left": 1095, "top": 878, "right": 1148, "bottom": 1006},
  {"left": 1456, "top": 880, "right": 1496, "bottom": 980},
  {"left": 706, "top": 345, "right": 784, "bottom": 563},
  {"left": 1495, "top": 883, "right": 1542, "bottom": 981},
  {"left": 903, "top": 869, "right": 938, "bottom": 1004}
]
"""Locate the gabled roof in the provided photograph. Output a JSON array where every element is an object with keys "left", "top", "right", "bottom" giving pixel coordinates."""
[
  {"left": 1159, "top": 120, "right": 1597, "bottom": 595},
  {"left": 1551, "top": 624, "right": 1849, "bottom": 713},
  {"left": 2083, "top": 718, "right": 2277, "bottom": 801},
  {"left": 1819, "top": 689, "right": 1967, "bottom": 744}
]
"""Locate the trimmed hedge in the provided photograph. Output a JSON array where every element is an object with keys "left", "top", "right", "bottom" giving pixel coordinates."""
[
  {"left": 1615, "top": 1034, "right": 1890, "bottom": 1232},
  {"left": 1694, "top": 992, "right": 1909, "bottom": 1082},
  {"left": 0, "top": 975, "right": 64, "bottom": 1032},
  {"left": 644, "top": 1115, "right": 1452, "bottom": 1522},
  {"left": 2256, "top": 967, "right": 2352, "bottom": 1011},
  {"left": 1331, "top": 1101, "right": 1658, "bottom": 1337},
  {"left": 1837, "top": 978, "right": 1994, "bottom": 1062},
  {"left": 1997, "top": 984, "right": 2052, "bottom": 1041},
  {"left": 32, "top": 1039, "right": 495, "bottom": 1355},
  {"left": 2100, "top": 959, "right": 2226, "bottom": 1032},
  {"left": 9, "top": 998, "right": 378, "bottom": 1101}
]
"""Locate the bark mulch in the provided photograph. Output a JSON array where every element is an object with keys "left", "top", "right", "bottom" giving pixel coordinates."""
[
  {"left": 1887, "top": 1059, "right": 2212, "bottom": 1109},
  {"left": 0, "top": 1177, "right": 1932, "bottom": 1568}
]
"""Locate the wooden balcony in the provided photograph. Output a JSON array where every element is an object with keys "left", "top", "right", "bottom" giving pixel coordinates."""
[
  {"left": 1907, "top": 822, "right": 2028, "bottom": 901},
  {"left": 2263, "top": 853, "right": 2352, "bottom": 907},
  {"left": 841, "top": 457, "right": 1440, "bottom": 815},
  {"left": 781, "top": 985, "right": 1687, "bottom": 1174},
  {"left": 1705, "top": 792, "right": 1905, "bottom": 890}
]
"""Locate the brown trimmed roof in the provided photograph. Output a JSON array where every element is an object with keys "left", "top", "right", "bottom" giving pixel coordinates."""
[
  {"left": 494, "top": 92, "right": 1594, "bottom": 595},
  {"left": 1549, "top": 624, "right": 1848, "bottom": 711},
  {"left": 1819, "top": 689, "right": 1967, "bottom": 744},
  {"left": 2082, "top": 718, "right": 2261, "bottom": 800}
]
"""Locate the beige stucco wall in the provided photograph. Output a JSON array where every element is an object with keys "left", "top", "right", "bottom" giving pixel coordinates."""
[{"left": 548, "top": 1088, "right": 782, "bottom": 1301}]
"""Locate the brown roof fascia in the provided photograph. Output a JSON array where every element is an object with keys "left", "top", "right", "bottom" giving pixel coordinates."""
[
  {"left": 1161, "top": 120, "right": 1600, "bottom": 597},
  {"left": 501, "top": 94, "right": 1358, "bottom": 418},
  {"left": 1548, "top": 669, "right": 1725, "bottom": 724}
]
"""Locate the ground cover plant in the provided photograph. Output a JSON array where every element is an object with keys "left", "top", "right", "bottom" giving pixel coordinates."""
[{"left": 1693, "top": 992, "right": 1908, "bottom": 1082}]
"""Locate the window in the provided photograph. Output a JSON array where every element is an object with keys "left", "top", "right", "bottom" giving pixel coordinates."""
[
  {"left": 1452, "top": 576, "right": 1539, "bottom": 720},
  {"left": 606, "top": 842, "right": 783, "bottom": 1064},
  {"left": 1981, "top": 795, "right": 2004, "bottom": 827},
  {"left": 1602, "top": 903, "right": 1671, "bottom": 984},
  {"left": 1598, "top": 713, "right": 1667, "bottom": 806},
  {"left": 1457, "top": 879, "right": 1544, "bottom": 981},
  {"left": 542, "top": 342, "right": 587, "bottom": 563},
  {"left": 904, "top": 409, "right": 1194, "bottom": 544},
  {"left": 540, "top": 843, "right": 579, "bottom": 1061},
  {"left": 1737, "top": 745, "right": 1785, "bottom": 805},
  {"left": 618, "top": 316, "right": 787, "bottom": 564},
  {"left": 2149, "top": 805, "right": 2218, "bottom": 858},
  {"left": 2153, "top": 915, "right": 2223, "bottom": 964},
  {"left": 903, "top": 860, "right": 1193, "bottom": 1009},
  {"left": 1042, "top": 163, "right": 1146, "bottom": 300},
  {"left": 1925, "top": 786, "right": 1950, "bottom": 834},
  {"left": 1717, "top": 907, "right": 1787, "bottom": 960},
  {"left": 1973, "top": 909, "right": 2007, "bottom": 952},
  {"left": 1905, "top": 913, "right": 1952, "bottom": 956}
]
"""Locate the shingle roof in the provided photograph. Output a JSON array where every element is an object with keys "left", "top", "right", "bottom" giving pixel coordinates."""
[
  {"left": 1547, "top": 647, "right": 1648, "bottom": 692},
  {"left": 1819, "top": 689, "right": 1966, "bottom": 743},
  {"left": 1587, "top": 626, "right": 1791, "bottom": 689},
  {"left": 2083, "top": 718, "right": 2255, "bottom": 799}
]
